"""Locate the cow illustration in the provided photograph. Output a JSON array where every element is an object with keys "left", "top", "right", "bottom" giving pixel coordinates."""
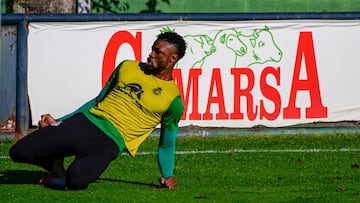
[
  {"left": 176, "top": 34, "right": 216, "bottom": 69},
  {"left": 236, "top": 26, "right": 283, "bottom": 67},
  {"left": 172, "top": 26, "right": 282, "bottom": 70},
  {"left": 201, "top": 28, "right": 247, "bottom": 69}
]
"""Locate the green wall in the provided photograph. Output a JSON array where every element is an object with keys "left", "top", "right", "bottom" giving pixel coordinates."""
[
  {"left": 3, "top": 0, "right": 360, "bottom": 13},
  {"left": 106, "top": 0, "right": 360, "bottom": 13}
]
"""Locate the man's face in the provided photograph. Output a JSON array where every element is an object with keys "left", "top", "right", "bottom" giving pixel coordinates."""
[{"left": 144, "top": 39, "right": 177, "bottom": 75}]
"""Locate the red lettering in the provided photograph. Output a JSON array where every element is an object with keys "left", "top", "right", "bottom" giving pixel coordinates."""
[
  {"left": 230, "top": 68, "right": 257, "bottom": 121},
  {"left": 102, "top": 31, "right": 142, "bottom": 87},
  {"left": 99, "top": 30, "right": 330, "bottom": 126},
  {"left": 173, "top": 68, "right": 202, "bottom": 120},
  {"left": 203, "top": 68, "right": 229, "bottom": 120},
  {"left": 284, "top": 32, "right": 328, "bottom": 119},
  {"left": 260, "top": 66, "right": 281, "bottom": 120}
]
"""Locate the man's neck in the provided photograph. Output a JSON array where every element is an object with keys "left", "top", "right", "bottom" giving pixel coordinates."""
[{"left": 154, "top": 68, "right": 173, "bottom": 81}]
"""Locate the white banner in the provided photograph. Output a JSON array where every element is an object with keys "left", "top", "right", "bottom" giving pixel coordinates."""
[{"left": 28, "top": 20, "right": 360, "bottom": 127}]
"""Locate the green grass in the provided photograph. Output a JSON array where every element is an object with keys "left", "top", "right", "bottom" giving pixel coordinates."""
[{"left": 1, "top": 134, "right": 360, "bottom": 202}]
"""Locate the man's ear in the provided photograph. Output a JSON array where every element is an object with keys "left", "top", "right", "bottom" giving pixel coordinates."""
[{"left": 170, "top": 54, "right": 178, "bottom": 64}]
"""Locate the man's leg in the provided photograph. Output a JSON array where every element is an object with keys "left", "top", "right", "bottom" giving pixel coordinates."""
[
  {"left": 9, "top": 128, "right": 67, "bottom": 173},
  {"left": 9, "top": 114, "right": 92, "bottom": 175},
  {"left": 65, "top": 133, "right": 120, "bottom": 190},
  {"left": 9, "top": 113, "right": 121, "bottom": 190}
]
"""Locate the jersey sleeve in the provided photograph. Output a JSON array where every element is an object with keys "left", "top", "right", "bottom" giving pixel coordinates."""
[
  {"left": 157, "top": 96, "right": 184, "bottom": 178},
  {"left": 57, "top": 61, "right": 126, "bottom": 121}
]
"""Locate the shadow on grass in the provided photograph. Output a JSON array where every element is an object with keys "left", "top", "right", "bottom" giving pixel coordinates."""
[
  {"left": 99, "top": 177, "right": 161, "bottom": 188},
  {"left": 0, "top": 170, "right": 47, "bottom": 184},
  {"left": 0, "top": 170, "right": 161, "bottom": 188}
]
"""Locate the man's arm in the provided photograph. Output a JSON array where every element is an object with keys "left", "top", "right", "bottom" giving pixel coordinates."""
[
  {"left": 158, "top": 128, "right": 177, "bottom": 175},
  {"left": 157, "top": 96, "right": 184, "bottom": 188}
]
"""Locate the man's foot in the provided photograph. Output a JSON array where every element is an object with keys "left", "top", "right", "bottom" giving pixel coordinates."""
[{"left": 39, "top": 175, "right": 66, "bottom": 190}]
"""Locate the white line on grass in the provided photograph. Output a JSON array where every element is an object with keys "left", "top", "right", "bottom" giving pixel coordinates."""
[
  {"left": 1, "top": 148, "right": 359, "bottom": 159},
  {"left": 136, "top": 148, "right": 360, "bottom": 155}
]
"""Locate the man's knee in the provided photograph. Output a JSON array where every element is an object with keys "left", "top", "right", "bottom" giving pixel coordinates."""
[{"left": 9, "top": 144, "right": 26, "bottom": 163}]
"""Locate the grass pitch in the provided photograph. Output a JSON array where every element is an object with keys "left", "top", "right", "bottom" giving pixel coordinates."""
[{"left": 0, "top": 133, "right": 359, "bottom": 202}]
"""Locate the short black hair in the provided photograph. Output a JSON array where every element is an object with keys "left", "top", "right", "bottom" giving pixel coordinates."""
[{"left": 157, "top": 32, "right": 186, "bottom": 59}]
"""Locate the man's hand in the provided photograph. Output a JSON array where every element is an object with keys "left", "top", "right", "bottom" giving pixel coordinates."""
[
  {"left": 159, "top": 176, "right": 177, "bottom": 189},
  {"left": 38, "top": 114, "right": 58, "bottom": 128}
]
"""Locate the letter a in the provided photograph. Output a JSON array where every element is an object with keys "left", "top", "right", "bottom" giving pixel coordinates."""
[{"left": 284, "top": 32, "right": 328, "bottom": 119}]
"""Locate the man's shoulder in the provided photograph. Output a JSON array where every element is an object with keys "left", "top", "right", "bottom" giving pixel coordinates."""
[
  {"left": 120, "top": 60, "right": 140, "bottom": 67},
  {"left": 116, "top": 60, "right": 141, "bottom": 73}
]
